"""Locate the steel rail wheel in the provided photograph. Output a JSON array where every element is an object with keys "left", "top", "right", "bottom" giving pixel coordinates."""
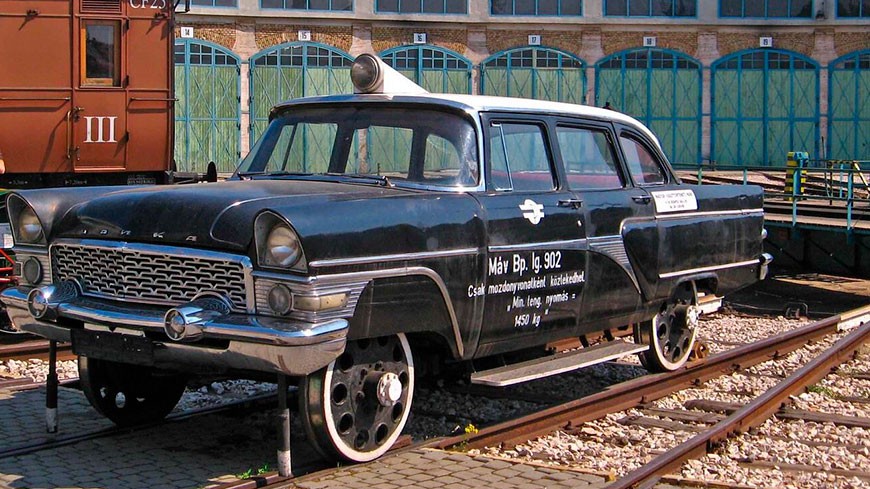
[
  {"left": 78, "top": 356, "right": 187, "bottom": 426},
  {"left": 301, "top": 333, "right": 414, "bottom": 462},
  {"left": 636, "top": 283, "right": 699, "bottom": 372}
]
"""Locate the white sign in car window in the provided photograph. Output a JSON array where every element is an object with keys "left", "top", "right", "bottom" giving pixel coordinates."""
[{"left": 651, "top": 190, "right": 698, "bottom": 213}]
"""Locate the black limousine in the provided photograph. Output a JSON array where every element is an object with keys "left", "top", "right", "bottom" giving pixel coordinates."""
[{"left": 2, "top": 54, "right": 770, "bottom": 464}]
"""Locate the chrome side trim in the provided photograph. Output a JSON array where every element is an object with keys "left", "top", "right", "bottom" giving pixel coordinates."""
[
  {"left": 587, "top": 235, "right": 640, "bottom": 293},
  {"left": 310, "top": 267, "right": 465, "bottom": 358},
  {"left": 654, "top": 208, "right": 764, "bottom": 220},
  {"left": 659, "top": 259, "right": 761, "bottom": 279},
  {"left": 488, "top": 238, "right": 587, "bottom": 253},
  {"left": 309, "top": 247, "right": 480, "bottom": 268}
]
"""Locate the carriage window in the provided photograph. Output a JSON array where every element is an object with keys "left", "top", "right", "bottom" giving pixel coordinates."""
[
  {"left": 489, "top": 122, "right": 554, "bottom": 192},
  {"left": 557, "top": 126, "right": 622, "bottom": 189},
  {"left": 82, "top": 20, "right": 121, "bottom": 87},
  {"left": 620, "top": 134, "right": 666, "bottom": 185}
]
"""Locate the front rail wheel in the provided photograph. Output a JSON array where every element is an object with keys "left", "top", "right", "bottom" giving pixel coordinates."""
[
  {"left": 635, "top": 284, "right": 699, "bottom": 372},
  {"left": 78, "top": 356, "right": 187, "bottom": 426},
  {"left": 301, "top": 333, "right": 414, "bottom": 462}
]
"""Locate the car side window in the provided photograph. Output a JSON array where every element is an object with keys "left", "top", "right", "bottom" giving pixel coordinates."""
[
  {"left": 489, "top": 122, "right": 555, "bottom": 192},
  {"left": 556, "top": 126, "right": 623, "bottom": 190},
  {"left": 619, "top": 134, "right": 667, "bottom": 185}
]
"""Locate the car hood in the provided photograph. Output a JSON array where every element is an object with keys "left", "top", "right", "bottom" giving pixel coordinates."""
[{"left": 54, "top": 179, "right": 411, "bottom": 252}]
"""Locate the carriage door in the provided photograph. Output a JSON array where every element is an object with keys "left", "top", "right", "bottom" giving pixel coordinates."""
[
  {"left": 73, "top": 14, "right": 128, "bottom": 172},
  {"left": 476, "top": 117, "right": 588, "bottom": 353}
]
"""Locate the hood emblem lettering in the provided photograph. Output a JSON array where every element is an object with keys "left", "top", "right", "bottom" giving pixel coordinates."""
[
  {"left": 121, "top": 230, "right": 131, "bottom": 236},
  {"left": 99, "top": 229, "right": 108, "bottom": 235},
  {"left": 185, "top": 235, "right": 197, "bottom": 242},
  {"left": 519, "top": 199, "right": 545, "bottom": 225},
  {"left": 153, "top": 232, "right": 165, "bottom": 239}
]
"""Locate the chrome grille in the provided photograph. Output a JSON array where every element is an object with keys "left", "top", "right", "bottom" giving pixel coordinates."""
[{"left": 51, "top": 242, "right": 248, "bottom": 311}]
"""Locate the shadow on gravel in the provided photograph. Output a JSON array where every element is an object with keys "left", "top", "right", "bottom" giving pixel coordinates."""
[{"left": 725, "top": 270, "right": 870, "bottom": 318}]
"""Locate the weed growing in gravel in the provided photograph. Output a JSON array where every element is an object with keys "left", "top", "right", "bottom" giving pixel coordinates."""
[
  {"left": 236, "top": 462, "right": 270, "bottom": 480},
  {"left": 455, "top": 423, "right": 479, "bottom": 451},
  {"left": 806, "top": 384, "right": 840, "bottom": 399}
]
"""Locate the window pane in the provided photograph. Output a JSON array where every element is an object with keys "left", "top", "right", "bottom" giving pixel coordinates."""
[
  {"left": 446, "top": 0, "right": 466, "bottom": 13},
  {"left": 491, "top": 0, "right": 512, "bottom": 13},
  {"left": 539, "top": 0, "right": 558, "bottom": 14},
  {"left": 560, "top": 0, "right": 581, "bottom": 14},
  {"left": 422, "top": 0, "right": 443, "bottom": 12},
  {"left": 515, "top": 0, "right": 535, "bottom": 14},
  {"left": 767, "top": 0, "right": 788, "bottom": 16},
  {"left": 262, "top": 0, "right": 283, "bottom": 6},
  {"left": 675, "top": 0, "right": 696, "bottom": 15},
  {"left": 378, "top": 0, "right": 399, "bottom": 10},
  {"left": 83, "top": 22, "right": 119, "bottom": 86},
  {"left": 720, "top": 0, "right": 742, "bottom": 16},
  {"left": 558, "top": 127, "right": 622, "bottom": 189},
  {"left": 491, "top": 123, "right": 554, "bottom": 191},
  {"left": 790, "top": 0, "right": 811, "bottom": 16},
  {"left": 400, "top": 0, "right": 422, "bottom": 12},
  {"left": 620, "top": 135, "right": 666, "bottom": 185},
  {"left": 745, "top": 0, "right": 764, "bottom": 16},
  {"left": 605, "top": 0, "right": 628, "bottom": 14},
  {"left": 629, "top": 0, "right": 650, "bottom": 15},
  {"left": 651, "top": 0, "right": 673, "bottom": 15}
]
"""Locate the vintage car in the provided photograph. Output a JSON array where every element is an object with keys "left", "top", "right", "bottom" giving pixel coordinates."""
[{"left": 2, "top": 55, "right": 770, "bottom": 463}]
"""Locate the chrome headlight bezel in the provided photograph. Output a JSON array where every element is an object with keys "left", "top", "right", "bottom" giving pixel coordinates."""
[
  {"left": 254, "top": 211, "right": 307, "bottom": 273},
  {"left": 7, "top": 195, "right": 46, "bottom": 246}
]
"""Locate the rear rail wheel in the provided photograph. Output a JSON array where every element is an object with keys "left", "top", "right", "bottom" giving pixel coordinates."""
[
  {"left": 78, "top": 356, "right": 187, "bottom": 426},
  {"left": 301, "top": 333, "right": 414, "bottom": 462},
  {"left": 635, "top": 283, "right": 699, "bottom": 372}
]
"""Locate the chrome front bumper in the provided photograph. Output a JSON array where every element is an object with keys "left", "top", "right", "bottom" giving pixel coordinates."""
[{"left": 1, "top": 285, "right": 348, "bottom": 376}]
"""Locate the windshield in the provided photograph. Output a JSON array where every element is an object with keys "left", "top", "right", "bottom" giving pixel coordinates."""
[{"left": 237, "top": 105, "right": 479, "bottom": 188}]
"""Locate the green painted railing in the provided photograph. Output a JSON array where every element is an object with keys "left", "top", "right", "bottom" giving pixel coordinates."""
[{"left": 674, "top": 160, "right": 870, "bottom": 234}]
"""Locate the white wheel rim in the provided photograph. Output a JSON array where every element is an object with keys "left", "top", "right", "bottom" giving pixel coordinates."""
[{"left": 321, "top": 333, "right": 414, "bottom": 462}]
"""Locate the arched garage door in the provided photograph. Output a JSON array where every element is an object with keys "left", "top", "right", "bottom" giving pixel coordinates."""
[
  {"left": 828, "top": 50, "right": 870, "bottom": 161},
  {"left": 596, "top": 48, "right": 701, "bottom": 165},
  {"left": 174, "top": 39, "right": 241, "bottom": 173},
  {"left": 481, "top": 47, "right": 586, "bottom": 104},
  {"left": 712, "top": 49, "right": 819, "bottom": 166},
  {"left": 380, "top": 45, "right": 472, "bottom": 94},
  {"left": 249, "top": 42, "right": 353, "bottom": 142}
]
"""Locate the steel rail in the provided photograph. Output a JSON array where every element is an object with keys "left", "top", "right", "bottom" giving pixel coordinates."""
[
  {"left": 436, "top": 306, "right": 870, "bottom": 451},
  {"left": 0, "top": 340, "right": 75, "bottom": 363},
  {"left": 608, "top": 318, "right": 870, "bottom": 489}
]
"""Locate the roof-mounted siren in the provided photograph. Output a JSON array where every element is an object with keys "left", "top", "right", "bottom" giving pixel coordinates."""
[{"left": 350, "top": 54, "right": 429, "bottom": 95}]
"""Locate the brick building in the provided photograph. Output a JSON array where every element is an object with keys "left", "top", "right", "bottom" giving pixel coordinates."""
[{"left": 172, "top": 0, "right": 869, "bottom": 171}]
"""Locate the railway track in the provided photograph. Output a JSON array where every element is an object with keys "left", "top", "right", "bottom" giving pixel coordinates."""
[
  {"left": 434, "top": 305, "right": 869, "bottom": 489},
  {"left": 0, "top": 280, "right": 866, "bottom": 489},
  {"left": 0, "top": 339, "right": 75, "bottom": 363}
]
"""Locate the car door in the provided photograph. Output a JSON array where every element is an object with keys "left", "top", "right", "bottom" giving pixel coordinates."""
[
  {"left": 554, "top": 121, "right": 651, "bottom": 329},
  {"left": 616, "top": 127, "right": 763, "bottom": 304},
  {"left": 473, "top": 116, "right": 587, "bottom": 355}
]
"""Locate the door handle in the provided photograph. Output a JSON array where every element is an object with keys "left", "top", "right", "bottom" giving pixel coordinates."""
[
  {"left": 632, "top": 195, "right": 651, "bottom": 204},
  {"left": 558, "top": 199, "right": 583, "bottom": 209}
]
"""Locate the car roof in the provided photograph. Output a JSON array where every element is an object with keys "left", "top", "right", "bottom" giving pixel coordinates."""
[{"left": 270, "top": 93, "right": 663, "bottom": 151}]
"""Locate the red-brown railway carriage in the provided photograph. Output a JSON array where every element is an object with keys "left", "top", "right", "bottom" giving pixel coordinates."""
[{"left": 0, "top": 0, "right": 179, "bottom": 188}]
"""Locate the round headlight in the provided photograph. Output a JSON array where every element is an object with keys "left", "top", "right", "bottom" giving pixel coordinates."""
[
  {"left": 22, "top": 257, "right": 43, "bottom": 284},
  {"left": 264, "top": 225, "right": 302, "bottom": 268},
  {"left": 18, "top": 207, "right": 44, "bottom": 244},
  {"left": 267, "top": 284, "right": 294, "bottom": 316}
]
